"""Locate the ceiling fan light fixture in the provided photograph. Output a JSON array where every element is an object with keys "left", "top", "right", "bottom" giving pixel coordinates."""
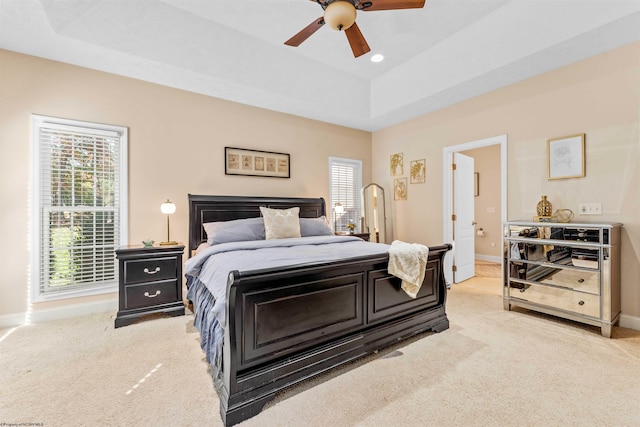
[{"left": 324, "top": 1, "right": 357, "bottom": 31}]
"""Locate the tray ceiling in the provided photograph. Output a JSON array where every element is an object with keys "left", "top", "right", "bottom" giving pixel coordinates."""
[{"left": 1, "top": 0, "right": 639, "bottom": 131}]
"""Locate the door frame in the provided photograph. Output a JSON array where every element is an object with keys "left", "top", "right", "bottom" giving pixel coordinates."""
[{"left": 442, "top": 134, "right": 508, "bottom": 286}]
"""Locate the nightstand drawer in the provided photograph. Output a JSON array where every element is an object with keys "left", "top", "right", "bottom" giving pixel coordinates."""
[
  {"left": 124, "top": 280, "right": 179, "bottom": 310},
  {"left": 123, "top": 257, "right": 177, "bottom": 284}
]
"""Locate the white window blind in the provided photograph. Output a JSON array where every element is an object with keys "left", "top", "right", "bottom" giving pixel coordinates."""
[
  {"left": 329, "top": 157, "right": 362, "bottom": 233},
  {"left": 31, "top": 115, "right": 128, "bottom": 301}
]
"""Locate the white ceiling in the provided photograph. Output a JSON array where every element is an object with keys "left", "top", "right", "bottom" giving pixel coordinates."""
[{"left": 1, "top": 0, "right": 639, "bottom": 131}]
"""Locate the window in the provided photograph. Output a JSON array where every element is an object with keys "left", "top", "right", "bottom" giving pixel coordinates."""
[
  {"left": 329, "top": 157, "right": 362, "bottom": 233},
  {"left": 31, "top": 115, "right": 128, "bottom": 301}
]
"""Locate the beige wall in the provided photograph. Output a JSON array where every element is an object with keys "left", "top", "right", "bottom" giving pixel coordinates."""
[
  {"left": 372, "top": 42, "right": 640, "bottom": 321},
  {"left": 0, "top": 49, "right": 371, "bottom": 318},
  {"left": 463, "top": 145, "right": 502, "bottom": 259},
  {"left": 2, "top": 42, "right": 639, "bottom": 325}
]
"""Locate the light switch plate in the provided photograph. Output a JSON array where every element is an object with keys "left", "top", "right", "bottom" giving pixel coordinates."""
[{"left": 579, "top": 203, "right": 602, "bottom": 215}]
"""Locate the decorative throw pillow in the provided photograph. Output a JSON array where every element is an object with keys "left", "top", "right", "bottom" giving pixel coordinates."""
[
  {"left": 260, "top": 206, "right": 301, "bottom": 240},
  {"left": 300, "top": 216, "right": 334, "bottom": 237}
]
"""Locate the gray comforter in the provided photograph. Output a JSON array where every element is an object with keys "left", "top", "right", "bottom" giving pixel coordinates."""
[{"left": 184, "top": 235, "right": 390, "bottom": 328}]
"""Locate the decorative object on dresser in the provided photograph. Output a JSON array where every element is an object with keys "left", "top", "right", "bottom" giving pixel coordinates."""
[
  {"left": 115, "top": 244, "right": 185, "bottom": 328},
  {"left": 547, "top": 133, "right": 585, "bottom": 180},
  {"left": 503, "top": 221, "right": 621, "bottom": 337},
  {"left": 160, "top": 199, "right": 177, "bottom": 245},
  {"left": 534, "top": 195, "right": 556, "bottom": 222}
]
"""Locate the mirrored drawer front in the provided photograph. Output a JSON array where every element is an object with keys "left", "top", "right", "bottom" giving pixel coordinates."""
[
  {"left": 510, "top": 241, "right": 599, "bottom": 269},
  {"left": 510, "top": 284, "right": 599, "bottom": 318},
  {"left": 123, "top": 257, "right": 178, "bottom": 284},
  {"left": 507, "top": 225, "right": 608, "bottom": 244},
  {"left": 536, "top": 268, "right": 600, "bottom": 294},
  {"left": 124, "top": 280, "right": 179, "bottom": 309}
]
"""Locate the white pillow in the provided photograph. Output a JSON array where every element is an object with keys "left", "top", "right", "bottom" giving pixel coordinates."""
[{"left": 260, "top": 206, "right": 301, "bottom": 240}]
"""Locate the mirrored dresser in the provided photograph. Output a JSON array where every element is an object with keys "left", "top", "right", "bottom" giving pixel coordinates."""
[{"left": 503, "top": 221, "right": 621, "bottom": 337}]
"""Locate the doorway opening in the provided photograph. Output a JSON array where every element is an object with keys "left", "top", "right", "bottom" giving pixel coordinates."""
[{"left": 442, "top": 135, "right": 507, "bottom": 286}]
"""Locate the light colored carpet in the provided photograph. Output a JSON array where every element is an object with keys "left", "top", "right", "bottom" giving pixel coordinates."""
[{"left": 2, "top": 277, "right": 639, "bottom": 427}]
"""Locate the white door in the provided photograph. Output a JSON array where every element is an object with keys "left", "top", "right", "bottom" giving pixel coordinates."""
[{"left": 453, "top": 152, "right": 475, "bottom": 283}]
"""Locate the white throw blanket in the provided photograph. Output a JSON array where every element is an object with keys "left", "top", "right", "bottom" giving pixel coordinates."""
[{"left": 388, "top": 240, "right": 429, "bottom": 298}]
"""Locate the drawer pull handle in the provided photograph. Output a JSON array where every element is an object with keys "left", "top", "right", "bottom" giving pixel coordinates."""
[
  {"left": 519, "top": 288, "right": 526, "bottom": 293},
  {"left": 578, "top": 300, "right": 585, "bottom": 306},
  {"left": 144, "top": 267, "right": 160, "bottom": 275},
  {"left": 578, "top": 278, "right": 585, "bottom": 283},
  {"left": 144, "top": 290, "right": 161, "bottom": 298}
]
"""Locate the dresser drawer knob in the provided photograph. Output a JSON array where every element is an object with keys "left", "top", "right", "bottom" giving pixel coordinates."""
[
  {"left": 144, "top": 290, "right": 161, "bottom": 298},
  {"left": 144, "top": 267, "right": 160, "bottom": 275},
  {"left": 578, "top": 278, "right": 585, "bottom": 283},
  {"left": 578, "top": 300, "right": 585, "bottom": 306}
]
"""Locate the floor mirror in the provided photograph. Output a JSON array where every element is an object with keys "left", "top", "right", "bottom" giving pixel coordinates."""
[{"left": 362, "top": 183, "right": 386, "bottom": 243}]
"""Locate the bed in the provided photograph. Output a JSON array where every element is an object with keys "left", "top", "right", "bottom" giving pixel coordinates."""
[{"left": 185, "top": 194, "right": 451, "bottom": 426}]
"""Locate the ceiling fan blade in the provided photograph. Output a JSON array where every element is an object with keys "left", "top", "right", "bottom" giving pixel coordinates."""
[
  {"left": 344, "top": 23, "right": 371, "bottom": 58},
  {"left": 284, "top": 17, "right": 325, "bottom": 47},
  {"left": 359, "top": 0, "right": 426, "bottom": 11}
]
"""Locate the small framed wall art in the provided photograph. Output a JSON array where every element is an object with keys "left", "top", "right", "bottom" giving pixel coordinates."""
[
  {"left": 225, "top": 147, "right": 290, "bottom": 178},
  {"left": 390, "top": 153, "right": 404, "bottom": 176},
  {"left": 394, "top": 178, "right": 407, "bottom": 200},
  {"left": 547, "top": 134, "right": 585, "bottom": 180},
  {"left": 410, "top": 159, "right": 426, "bottom": 184}
]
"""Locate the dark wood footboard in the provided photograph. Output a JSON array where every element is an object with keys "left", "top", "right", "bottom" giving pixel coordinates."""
[{"left": 218, "top": 244, "right": 451, "bottom": 426}]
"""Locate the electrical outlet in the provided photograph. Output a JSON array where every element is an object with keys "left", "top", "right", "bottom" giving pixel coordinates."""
[
  {"left": 579, "top": 203, "right": 602, "bottom": 215},
  {"left": 490, "top": 243, "right": 496, "bottom": 247},
  {"left": 486, "top": 207, "right": 496, "bottom": 213}
]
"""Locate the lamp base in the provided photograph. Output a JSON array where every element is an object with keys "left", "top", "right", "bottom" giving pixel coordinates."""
[{"left": 159, "top": 241, "right": 178, "bottom": 246}]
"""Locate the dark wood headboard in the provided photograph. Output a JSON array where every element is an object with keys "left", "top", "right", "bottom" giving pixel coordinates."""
[{"left": 188, "top": 194, "right": 327, "bottom": 255}]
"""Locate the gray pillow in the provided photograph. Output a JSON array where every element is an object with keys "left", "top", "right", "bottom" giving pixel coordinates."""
[
  {"left": 203, "top": 217, "right": 265, "bottom": 245},
  {"left": 299, "top": 216, "right": 334, "bottom": 237}
]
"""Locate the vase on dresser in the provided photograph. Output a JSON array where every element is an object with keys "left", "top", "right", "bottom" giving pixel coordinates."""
[{"left": 536, "top": 195, "right": 552, "bottom": 217}]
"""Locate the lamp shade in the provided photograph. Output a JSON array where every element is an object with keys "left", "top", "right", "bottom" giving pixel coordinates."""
[
  {"left": 160, "top": 199, "right": 176, "bottom": 215},
  {"left": 324, "top": 1, "right": 356, "bottom": 31},
  {"left": 334, "top": 202, "right": 344, "bottom": 214}
]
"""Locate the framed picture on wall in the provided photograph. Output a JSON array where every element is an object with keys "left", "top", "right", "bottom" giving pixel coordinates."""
[
  {"left": 410, "top": 159, "right": 426, "bottom": 184},
  {"left": 394, "top": 178, "right": 407, "bottom": 200},
  {"left": 390, "top": 153, "right": 404, "bottom": 176},
  {"left": 225, "top": 147, "right": 290, "bottom": 178},
  {"left": 547, "top": 134, "right": 585, "bottom": 180}
]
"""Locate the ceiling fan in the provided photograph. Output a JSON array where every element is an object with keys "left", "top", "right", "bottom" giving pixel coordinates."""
[{"left": 285, "top": 0, "right": 426, "bottom": 58}]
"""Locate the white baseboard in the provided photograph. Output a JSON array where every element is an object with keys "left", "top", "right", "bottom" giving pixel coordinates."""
[
  {"left": 0, "top": 298, "right": 117, "bottom": 327},
  {"left": 475, "top": 254, "right": 502, "bottom": 263},
  {"left": 0, "top": 312, "right": 28, "bottom": 328},
  {"left": 619, "top": 314, "right": 640, "bottom": 331}
]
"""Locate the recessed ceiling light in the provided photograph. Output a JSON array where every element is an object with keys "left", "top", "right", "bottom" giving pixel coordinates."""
[{"left": 371, "top": 54, "right": 384, "bottom": 63}]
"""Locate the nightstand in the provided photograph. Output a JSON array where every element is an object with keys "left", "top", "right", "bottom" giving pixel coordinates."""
[
  {"left": 336, "top": 232, "right": 370, "bottom": 241},
  {"left": 114, "top": 244, "right": 185, "bottom": 328}
]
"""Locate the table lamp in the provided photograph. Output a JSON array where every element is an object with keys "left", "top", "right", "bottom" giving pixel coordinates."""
[
  {"left": 160, "top": 199, "right": 177, "bottom": 245},
  {"left": 334, "top": 202, "right": 344, "bottom": 232}
]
